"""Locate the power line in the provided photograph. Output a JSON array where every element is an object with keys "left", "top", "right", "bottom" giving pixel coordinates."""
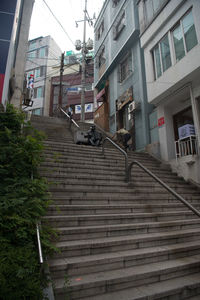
[
  {"left": 26, "top": 58, "right": 60, "bottom": 68},
  {"left": 42, "top": 0, "right": 75, "bottom": 47}
]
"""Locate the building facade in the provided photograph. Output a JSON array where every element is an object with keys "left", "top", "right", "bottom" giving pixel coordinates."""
[
  {"left": 93, "top": 0, "right": 153, "bottom": 150},
  {"left": 25, "top": 36, "right": 62, "bottom": 116},
  {"left": 49, "top": 57, "right": 95, "bottom": 122},
  {"left": 0, "top": 0, "right": 34, "bottom": 108},
  {"left": 138, "top": 0, "right": 200, "bottom": 184}
]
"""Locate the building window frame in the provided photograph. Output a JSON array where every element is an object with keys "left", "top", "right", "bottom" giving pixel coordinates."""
[
  {"left": 118, "top": 52, "right": 133, "bottom": 83},
  {"left": 34, "top": 86, "right": 43, "bottom": 98},
  {"left": 171, "top": 9, "right": 198, "bottom": 63},
  {"left": 28, "top": 50, "right": 37, "bottom": 58},
  {"left": 152, "top": 9, "right": 198, "bottom": 80},
  {"left": 29, "top": 40, "right": 37, "bottom": 51},
  {"left": 96, "top": 45, "right": 106, "bottom": 69},
  {"left": 112, "top": 0, "right": 121, "bottom": 8},
  {"left": 39, "top": 47, "right": 46, "bottom": 58},
  {"left": 152, "top": 33, "right": 172, "bottom": 79},
  {"left": 96, "top": 20, "right": 104, "bottom": 41},
  {"left": 113, "top": 10, "right": 126, "bottom": 40}
]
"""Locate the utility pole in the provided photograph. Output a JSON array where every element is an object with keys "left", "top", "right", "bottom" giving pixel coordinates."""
[
  {"left": 58, "top": 52, "right": 64, "bottom": 108},
  {"left": 80, "top": 0, "right": 87, "bottom": 122},
  {"left": 75, "top": 0, "right": 95, "bottom": 122}
]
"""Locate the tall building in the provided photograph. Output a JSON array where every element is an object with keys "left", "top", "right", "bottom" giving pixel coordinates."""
[
  {"left": 50, "top": 54, "right": 95, "bottom": 122},
  {"left": 0, "top": 0, "right": 34, "bottom": 108},
  {"left": 93, "top": 0, "right": 153, "bottom": 150},
  {"left": 137, "top": 0, "right": 200, "bottom": 184},
  {"left": 25, "top": 36, "right": 62, "bottom": 116}
]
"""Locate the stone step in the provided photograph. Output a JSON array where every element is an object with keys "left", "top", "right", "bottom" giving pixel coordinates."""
[
  {"left": 43, "top": 146, "right": 158, "bottom": 162},
  {"left": 46, "top": 202, "right": 191, "bottom": 216},
  {"left": 50, "top": 192, "right": 200, "bottom": 205},
  {"left": 43, "top": 211, "right": 196, "bottom": 227},
  {"left": 40, "top": 169, "right": 185, "bottom": 182},
  {"left": 48, "top": 184, "right": 199, "bottom": 197},
  {"left": 46, "top": 177, "right": 194, "bottom": 192},
  {"left": 43, "top": 152, "right": 163, "bottom": 169},
  {"left": 53, "top": 254, "right": 200, "bottom": 299},
  {"left": 49, "top": 240, "right": 200, "bottom": 278},
  {"left": 41, "top": 162, "right": 176, "bottom": 179},
  {"left": 52, "top": 227, "right": 200, "bottom": 257},
  {"left": 78, "top": 273, "right": 200, "bottom": 300}
]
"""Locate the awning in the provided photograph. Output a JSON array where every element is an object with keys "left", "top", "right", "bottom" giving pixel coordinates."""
[
  {"left": 117, "top": 86, "right": 133, "bottom": 111},
  {"left": 96, "top": 88, "right": 105, "bottom": 100}
]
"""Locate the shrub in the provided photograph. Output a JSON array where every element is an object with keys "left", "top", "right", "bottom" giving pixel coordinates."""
[{"left": 0, "top": 105, "right": 54, "bottom": 299}]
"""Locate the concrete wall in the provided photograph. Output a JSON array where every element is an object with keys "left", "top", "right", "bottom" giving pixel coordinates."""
[
  {"left": 11, "top": 0, "right": 34, "bottom": 108},
  {"left": 138, "top": 0, "right": 200, "bottom": 183},
  {"left": 25, "top": 35, "right": 62, "bottom": 115},
  {"left": 94, "top": 0, "right": 153, "bottom": 151}
]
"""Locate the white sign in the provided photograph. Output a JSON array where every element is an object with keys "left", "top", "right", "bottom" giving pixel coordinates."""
[{"left": 75, "top": 103, "right": 93, "bottom": 114}]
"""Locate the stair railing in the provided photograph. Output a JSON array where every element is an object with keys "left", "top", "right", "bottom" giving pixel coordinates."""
[
  {"left": 127, "top": 160, "right": 200, "bottom": 218},
  {"left": 102, "top": 137, "right": 129, "bottom": 181},
  {"left": 31, "top": 172, "right": 44, "bottom": 264},
  {"left": 36, "top": 222, "right": 43, "bottom": 264},
  {"left": 59, "top": 107, "right": 80, "bottom": 128}
]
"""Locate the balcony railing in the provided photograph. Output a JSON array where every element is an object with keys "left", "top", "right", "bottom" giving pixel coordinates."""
[{"left": 175, "top": 135, "right": 199, "bottom": 160}]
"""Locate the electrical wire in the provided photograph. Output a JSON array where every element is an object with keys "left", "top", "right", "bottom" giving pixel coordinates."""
[{"left": 42, "top": 0, "right": 75, "bottom": 47}]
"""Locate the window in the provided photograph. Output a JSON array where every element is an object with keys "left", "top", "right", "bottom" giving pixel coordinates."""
[
  {"left": 34, "top": 87, "right": 43, "bottom": 98},
  {"left": 96, "top": 20, "right": 104, "bottom": 40},
  {"left": 29, "top": 41, "right": 37, "bottom": 51},
  {"left": 35, "top": 68, "right": 41, "bottom": 78},
  {"left": 153, "top": 34, "right": 171, "bottom": 78},
  {"left": 172, "top": 10, "right": 198, "bottom": 62},
  {"left": 172, "top": 24, "right": 185, "bottom": 62},
  {"left": 32, "top": 108, "right": 41, "bottom": 115},
  {"left": 112, "top": 0, "right": 121, "bottom": 7},
  {"left": 39, "top": 47, "right": 46, "bottom": 58},
  {"left": 160, "top": 35, "right": 171, "bottom": 72},
  {"left": 118, "top": 53, "right": 132, "bottom": 83},
  {"left": 96, "top": 46, "right": 106, "bottom": 69},
  {"left": 28, "top": 51, "right": 37, "bottom": 58},
  {"left": 144, "top": 0, "right": 167, "bottom": 26},
  {"left": 35, "top": 66, "right": 45, "bottom": 78},
  {"left": 113, "top": 10, "right": 126, "bottom": 40}
]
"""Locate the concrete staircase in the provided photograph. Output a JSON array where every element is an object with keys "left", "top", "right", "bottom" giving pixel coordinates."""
[{"left": 31, "top": 115, "right": 200, "bottom": 300}]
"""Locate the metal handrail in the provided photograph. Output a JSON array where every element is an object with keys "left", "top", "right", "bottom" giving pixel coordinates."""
[
  {"left": 128, "top": 160, "right": 200, "bottom": 218},
  {"left": 31, "top": 172, "right": 44, "bottom": 264},
  {"left": 36, "top": 222, "right": 44, "bottom": 264},
  {"left": 60, "top": 107, "right": 80, "bottom": 128},
  {"left": 102, "top": 137, "right": 128, "bottom": 181}
]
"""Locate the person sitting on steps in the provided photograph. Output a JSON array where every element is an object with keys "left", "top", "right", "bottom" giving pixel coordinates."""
[
  {"left": 86, "top": 125, "right": 102, "bottom": 146},
  {"left": 112, "top": 127, "right": 131, "bottom": 152}
]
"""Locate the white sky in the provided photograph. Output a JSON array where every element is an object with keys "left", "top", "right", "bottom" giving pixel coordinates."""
[{"left": 29, "top": 0, "right": 104, "bottom": 53}]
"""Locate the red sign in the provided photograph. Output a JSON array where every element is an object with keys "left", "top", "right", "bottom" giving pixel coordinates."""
[{"left": 158, "top": 117, "right": 165, "bottom": 127}]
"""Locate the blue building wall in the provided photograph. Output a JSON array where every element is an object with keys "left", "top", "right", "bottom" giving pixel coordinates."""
[{"left": 94, "top": 0, "right": 153, "bottom": 151}]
